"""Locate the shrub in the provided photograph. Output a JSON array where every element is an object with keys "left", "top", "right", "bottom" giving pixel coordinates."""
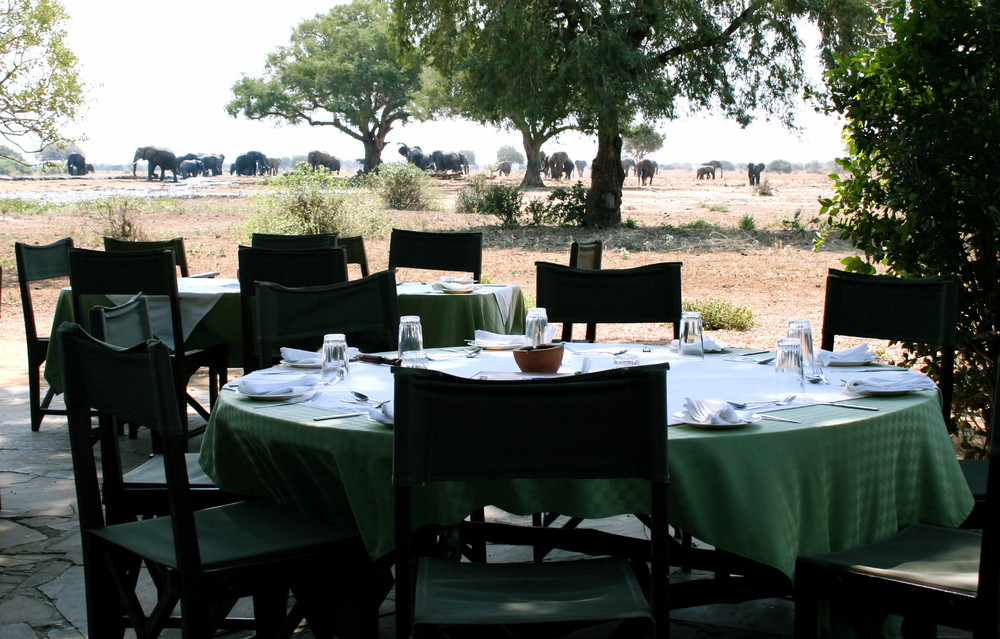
[
  {"left": 545, "top": 182, "right": 588, "bottom": 226},
  {"left": 455, "top": 173, "right": 491, "bottom": 214},
  {"left": 756, "top": 180, "right": 774, "bottom": 196},
  {"left": 479, "top": 184, "right": 524, "bottom": 227},
  {"left": 684, "top": 297, "right": 756, "bottom": 331},
  {"left": 769, "top": 159, "right": 793, "bottom": 173},
  {"left": 369, "top": 162, "right": 439, "bottom": 210},
  {"left": 95, "top": 197, "right": 147, "bottom": 241},
  {"left": 738, "top": 213, "right": 757, "bottom": 231}
]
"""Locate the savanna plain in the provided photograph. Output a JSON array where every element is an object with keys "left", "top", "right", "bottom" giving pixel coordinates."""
[{"left": 0, "top": 168, "right": 863, "bottom": 386}]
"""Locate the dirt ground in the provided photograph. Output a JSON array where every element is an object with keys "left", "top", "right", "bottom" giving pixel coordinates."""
[{"left": 0, "top": 168, "right": 860, "bottom": 385}]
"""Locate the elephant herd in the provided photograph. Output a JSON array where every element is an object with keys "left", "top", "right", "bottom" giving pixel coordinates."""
[
  {"left": 692, "top": 160, "right": 766, "bottom": 186},
  {"left": 129, "top": 146, "right": 298, "bottom": 182},
  {"left": 398, "top": 144, "right": 469, "bottom": 174}
]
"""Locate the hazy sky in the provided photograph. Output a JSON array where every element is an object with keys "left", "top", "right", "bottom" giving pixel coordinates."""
[{"left": 61, "top": 1, "right": 846, "bottom": 167}]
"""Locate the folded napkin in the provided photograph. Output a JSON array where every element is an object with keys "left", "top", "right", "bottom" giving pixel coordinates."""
[
  {"left": 432, "top": 281, "right": 482, "bottom": 292},
  {"left": 844, "top": 370, "right": 938, "bottom": 394},
  {"left": 472, "top": 330, "right": 527, "bottom": 346},
  {"left": 367, "top": 402, "right": 394, "bottom": 425},
  {"left": 680, "top": 398, "right": 749, "bottom": 425},
  {"left": 280, "top": 347, "right": 322, "bottom": 365},
  {"left": 670, "top": 334, "right": 727, "bottom": 352},
  {"left": 815, "top": 343, "right": 876, "bottom": 366},
  {"left": 438, "top": 275, "right": 475, "bottom": 284},
  {"left": 237, "top": 375, "right": 317, "bottom": 396}
]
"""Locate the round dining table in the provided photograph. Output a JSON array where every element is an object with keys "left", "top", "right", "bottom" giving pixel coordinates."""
[{"left": 199, "top": 344, "right": 974, "bottom": 581}]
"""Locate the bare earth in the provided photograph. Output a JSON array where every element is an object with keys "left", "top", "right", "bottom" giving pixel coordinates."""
[{"left": 0, "top": 169, "right": 859, "bottom": 385}]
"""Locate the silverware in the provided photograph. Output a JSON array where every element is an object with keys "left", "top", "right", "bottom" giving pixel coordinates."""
[
  {"left": 312, "top": 412, "right": 366, "bottom": 421},
  {"left": 806, "top": 401, "right": 879, "bottom": 411},
  {"left": 759, "top": 413, "right": 800, "bottom": 424},
  {"left": 564, "top": 347, "right": 629, "bottom": 355},
  {"left": 844, "top": 368, "right": 909, "bottom": 373},
  {"left": 349, "top": 391, "right": 391, "bottom": 408},
  {"left": 740, "top": 350, "right": 771, "bottom": 356},
  {"left": 727, "top": 395, "right": 796, "bottom": 410}
]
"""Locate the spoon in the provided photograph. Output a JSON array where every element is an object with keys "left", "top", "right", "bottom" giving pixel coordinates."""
[
  {"left": 350, "top": 391, "right": 390, "bottom": 408},
  {"left": 727, "top": 394, "right": 796, "bottom": 410}
]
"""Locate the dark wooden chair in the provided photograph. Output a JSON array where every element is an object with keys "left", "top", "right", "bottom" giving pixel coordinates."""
[
  {"left": 794, "top": 359, "right": 1000, "bottom": 638},
  {"left": 388, "top": 228, "right": 482, "bottom": 283},
  {"left": 338, "top": 235, "right": 371, "bottom": 278},
  {"left": 57, "top": 322, "right": 379, "bottom": 639},
  {"left": 393, "top": 363, "right": 670, "bottom": 639},
  {"left": 250, "top": 232, "right": 340, "bottom": 250},
  {"left": 254, "top": 269, "right": 399, "bottom": 366},
  {"left": 535, "top": 261, "right": 683, "bottom": 342},
  {"left": 103, "top": 236, "right": 219, "bottom": 278},
  {"left": 237, "top": 245, "right": 348, "bottom": 373},
  {"left": 564, "top": 240, "right": 604, "bottom": 341},
  {"left": 15, "top": 238, "right": 76, "bottom": 431}
]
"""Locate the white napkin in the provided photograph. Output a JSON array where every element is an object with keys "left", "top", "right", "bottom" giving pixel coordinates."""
[
  {"left": 432, "top": 281, "right": 482, "bottom": 292},
  {"left": 844, "top": 370, "right": 938, "bottom": 394},
  {"left": 438, "top": 275, "right": 475, "bottom": 284},
  {"left": 670, "top": 334, "right": 728, "bottom": 352},
  {"left": 816, "top": 344, "right": 876, "bottom": 366},
  {"left": 680, "top": 398, "right": 748, "bottom": 425},
  {"left": 238, "top": 375, "right": 317, "bottom": 396},
  {"left": 472, "top": 330, "right": 527, "bottom": 346},
  {"left": 367, "top": 402, "right": 394, "bottom": 425},
  {"left": 281, "top": 347, "right": 322, "bottom": 365}
]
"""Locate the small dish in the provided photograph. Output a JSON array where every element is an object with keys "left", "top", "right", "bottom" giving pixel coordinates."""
[
  {"left": 827, "top": 359, "right": 875, "bottom": 367},
  {"left": 671, "top": 411, "right": 761, "bottom": 429},
  {"left": 236, "top": 387, "right": 314, "bottom": 401},
  {"left": 847, "top": 388, "right": 913, "bottom": 397},
  {"left": 441, "top": 289, "right": 476, "bottom": 294},
  {"left": 467, "top": 341, "right": 522, "bottom": 350},
  {"left": 280, "top": 359, "right": 321, "bottom": 368}
]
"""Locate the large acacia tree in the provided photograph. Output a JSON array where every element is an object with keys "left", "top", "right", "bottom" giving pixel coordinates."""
[
  {"left": 396, "top": 0, "right": 878, "bottom": 227},
  {"left": 227, "top": 0, "right": 422, "bottom": 173},
  {"left": 0, "top": 0, "right": 83, "bottom": 161}
]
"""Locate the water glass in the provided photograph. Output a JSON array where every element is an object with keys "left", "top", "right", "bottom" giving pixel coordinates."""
[
  {"left": 613, "top": 353, "right": 639, "bottom": 368},
  {"left": 525, "top": 307, "right": 549, "bottom": 347},
  {"left": 774, "top": 337, "right": 805, "bottom": 395},
  {"left": 678, "top": 311, "right": 705, "bottom": 359},
  {"left": 400, "top": 350, "right": 429, "bottom": 369},
  {"left": 321, "top": 333, "right": 349, "bottom": 385},
  {"left": 788, "top": 319, "right": 820, "bottom": 377},
  {"left": 398, "top": 315, "right": 424, "bottom": 359}
]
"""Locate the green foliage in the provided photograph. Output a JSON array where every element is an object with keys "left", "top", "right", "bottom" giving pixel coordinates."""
[
  {"left": 622, "top": 123, "right": 665, "bottom": 159},
  {"left": 480, "top": 184, "right": 524, "bottom": 228},
  {"left": 0, "top": 198, "right": 47, "bottom": 215},
  {"left": 0, "top": 146, "right": 32, "bottom": 174},
  {"left": 684, "top": 298, "right": 756, "bottom": 331},
  {"left": 542, "top": 182, "right": 588, "bottom": 227},
  {"left": 227, "top": 0, "right": 421, "bottom": 172},
  {"left": 0, "top": 0, "right": 84, "bottom": 154},
  {"left": 738, "top": 214, "right": 757, "bottom": 231},
  {"left": 496, "top": 145, "right": 525, "bottom": 166},
  {"left": 681, "top": 219, "right": 718, "bottom": 230},
  {"left": 697, "top": 202, "right": 729, "bottom": 213},
  {"left": 455, "top": 173, "right": 491, "bottom": 214},
  {"left": 244, "top": 165, "right": 387, "bottom": 238},
  {"left": 818, "top": 0, "right": 999, "bottom": 454},
  {"left": 368, "top": 162, "right": 440, "bottom": 210},
  {"left": 94, "top": 198, "right": 148, "bottom": 241},
  {"left": 769, "top": 159, "right": 793, "bottom": 173}
]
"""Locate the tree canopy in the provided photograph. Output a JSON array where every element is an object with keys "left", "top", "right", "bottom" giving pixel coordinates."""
[
  {"left": 227, "top": 0, "right": 422, "bottom": 173},
  {"left": 496, "top": 145, "right": 525, "bottom": 166},
  {"left": 622, "top": 124, "right": 665, "bottom": 161},
  {"left": 0, "top": 0, "right": 83, "bottom": 161},
  {"left": 818, "top": 0, "right": 999, "bottom": 452},
  {"left": 396, "top": 0, "right": 880, "bottom": 226}
]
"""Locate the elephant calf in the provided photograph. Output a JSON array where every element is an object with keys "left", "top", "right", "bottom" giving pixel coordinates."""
[{"left": 697, "top": 165, "right": 716, "bottom": 180}]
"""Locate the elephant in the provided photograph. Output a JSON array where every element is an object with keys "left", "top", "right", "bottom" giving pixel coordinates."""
[
  {"left": 430, "top": 150, "right": 468, "bottom": 173},
  {"left": 703, "top": 160, "right": 724, "bottom": 178},
  {"left": 396, "top": 144, "right": 433, "bottom": 170},
  {"left": 696, "top": 165, "right": 716, "bottom": 180},
  {"left": 133, "top": 146, "right": 178, "bottom": 182},
  {"left": 176, "top": 153, "right": 200, "bottom": 164},
  {"left": 637, "top": 159, "right": 657, "bottom": 186},
  {"left": 564, "top": 159, "right": 575, "bottom": 180},
  {"left": 575, "top": 160, "right": 587, "bottom": 177},
  {"left": 244, "top": 151, "right": 269, "bottom": 176},
  {"left": 179, "top": 159, "right": 204, "bottom": 179},
  {"left": 538, "top": 151, "right": 549, "bottom": 177},
  {"left": 232, "top": 154, "right": 255, "bottom": 176},
  {"left": 747, "top": 162, "right": 765, "bottom": 186},
  {"left": 200, "top": 154, "right": 225, "bottom": 176},
  {"left": 494, "top": 161, "right": 512, "bottom": 176},
  {"left": 84, "top": 163, "right": 95, "bottom": 174},
  {"left": 66, "top": 153, "right": 86, "bottom": 176},
  {"left": 308, "top": 150, "right": 343, "bottom": 172},
  {"left": 268, "top": 157, "right": 282, "bottom": 175},
  {"left": 548, "top": 151, "right": 571, "bottom": 180},
  {"left": 621, "top": 158, "right": 636, "bottom": 177}
]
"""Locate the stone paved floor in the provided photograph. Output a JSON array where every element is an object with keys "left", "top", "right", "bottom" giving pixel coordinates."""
[{"left": 1, "top": 379, "right": 800, "bottom": 638}]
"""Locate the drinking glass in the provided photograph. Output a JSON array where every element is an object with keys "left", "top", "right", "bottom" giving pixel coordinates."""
[
  {"left": 774, "top": 337, "right": 804, "bottom": 395},
  {"left": 398, "top": 315, "right": 424, "bottom": 359},
  {"left": 788, "top": 319, "right": 820, "bottom": 377},
  {"left": 678, "top": 311, "right": 705, "bottom": 359},
  {"left": 613, "top": 353, "right": 639, "bottom": 368},
  {"left": 400, "top": 350, "right": 429, "bottom": 369},
  {"left": 525, "top": 307, "right": 549, "bottom": 347},
  {"left": 321, "top": 333, "right": 349, "bottom": 386}
]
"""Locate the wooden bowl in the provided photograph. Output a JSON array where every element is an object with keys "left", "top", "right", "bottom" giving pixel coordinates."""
[{"left": 512, "top": 343, "right": 564, "bottom": 374}]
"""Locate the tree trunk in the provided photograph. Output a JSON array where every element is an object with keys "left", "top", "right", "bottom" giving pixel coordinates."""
[
  {"left": 519, "top": 131, "right": 546, "bottom": 188},
  {"left": 362, "top": 137, "right": 383, "bottom": 174},
  {"left": 585, "top": 124, "right": 624, "bottom": 228}
]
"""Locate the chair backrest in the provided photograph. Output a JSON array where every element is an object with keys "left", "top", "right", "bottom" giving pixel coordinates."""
[
  {"left": 15, "top": 238, "right": 75, "bottom": 346},
  {"left": 103, "top": 236, "right": 191, "bottom": 277},
  {"left": 250, "top": 232, "right": 339, "bottom": 250},
  {"left": 388, "top": 228, "right": 483, "bottom": 282},
  {"left": 535, "top": 261, "right": 683, "bottom": 342},
  {"left": 821, "top": 269, "right": 959, "bottom": 423},
  {"left": 569, "top": 240, "right": 603, "bottom": 270},
  {"left": 255, "top": 270, "right": 400, "bottom": 365},
  {"left": 338, "top": 235, "right": 371, "bottom": 278},
  {"left": 392, "top": 364, "right": 670, "bottom": 631},
  {"left": 237, "top": 245, "right": 350, "bottom": 373},
  {"left": 88, "top": 294, "right": 152, "bottom": 348},
  {"left": 978, "top": 363, "right": 1000, "bottom": 615}
]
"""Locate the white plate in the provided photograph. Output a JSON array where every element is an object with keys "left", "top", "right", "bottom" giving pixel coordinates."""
[
  {"left": 468, "top": 342, "right": 522, "bottom": 350},
  {"left": 827, "top": 359, "right": 875, "bottom": 367},
  {"left": 441, "top": 288, "right": 476, "bottom": 294},
  {"left": 849, "top": 388, "right": 913, "bottom": 397},
  {"left": 280, "top": 359, "right": 321, "bottom": 368},
  {"left": 671, "top": 411, "right": 761, "bottom": 429},
  {"left": 236, "top": 388, "right": 313, "bottom": 401}
]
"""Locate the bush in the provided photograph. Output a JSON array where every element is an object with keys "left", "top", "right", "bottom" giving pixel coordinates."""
[
  {"left": 738, "top": 213, "right": 757, "bottom": 231},
  {"left": 756, "top": 179, "right": 774, "bottom": 196},
  {"left": 769, "top": 159, "right": 793, "bottom": 173},
  {"left": 369, "top": 162, "right": 439, "bottom": 210},
  {"left": 480, "top": 184, "right": 523, "bottom": 227},
  {"left": 455, "top": 173, "right": 491, "bottom": 214},
  {"left": 684, "top": 297, "right": 756, "bottom": 331},
  {"left": 95, "top": 197, "right": 147, "bottom": 241}
]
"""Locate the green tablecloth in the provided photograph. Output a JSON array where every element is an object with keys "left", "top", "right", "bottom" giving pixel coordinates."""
[{"left": 199, "top": 354, "right": 973, "bottom": 578}]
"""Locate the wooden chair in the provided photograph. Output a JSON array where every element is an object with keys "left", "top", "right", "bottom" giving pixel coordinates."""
[
  {"left": 103, "top": 236, "right": 219, "bottom": 278},
  {"left": 254, "top": 270, "right": 399, "bottom": 366},
  {"left": 237, "top": 246, "right": 348, "bottom": 373},
  {"left": 393, "top": 363, "right": 670, "bottom": 639},
  {"left": 564, "top": 240, "right": 604, "bottom": 341},
  {"left": 57, "top": 322, "right": 379, "bottom": 639},
  {"left": 250, "top": 232, "right": 340, "bottom": 250},
  {"left": 388, "top": 228, "right": 482, "bottom": 282},
  {"left": 794, "top": 360, "right": 1000, "bottom": 638},
  {"left": 68, "top": 247, "right": 227, "bottom": 436},
  {"left": 338, "top": 235, "right": 371, "bottom": 278},
  {"left": 535, "top": 261, "right": 683, "bottom": 342},
  {"left": 15, "top": 238, "right": 76, "bottom": 431}
]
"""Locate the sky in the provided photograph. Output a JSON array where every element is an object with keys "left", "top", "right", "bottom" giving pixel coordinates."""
[{"left": 61, "top": 1, "right": 847, "bottom": 168}]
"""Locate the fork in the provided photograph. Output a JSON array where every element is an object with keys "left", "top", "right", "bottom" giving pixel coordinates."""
[{"left": 727, "top": 395, "right": 796, "bottom": 410}]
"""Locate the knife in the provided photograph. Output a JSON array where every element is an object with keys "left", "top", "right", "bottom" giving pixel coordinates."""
[
  {"left": 358, "top": 354, "right": 402, "bottom": 366},
  {"left": 808, "top": 401, "right": 879, "bottom": 411},
  {"left": 758, "top": 413, "right": 800, "bottom": 423},
  {"left": 313, "top": 412, "right": 367, "bottom": 421}
]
